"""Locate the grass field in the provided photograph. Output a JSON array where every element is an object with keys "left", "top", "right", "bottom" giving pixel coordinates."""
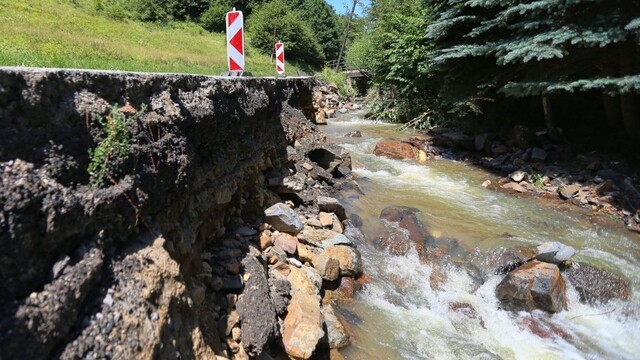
[{"left": 0, "top": 0, "right": 312, "bottom": 76}]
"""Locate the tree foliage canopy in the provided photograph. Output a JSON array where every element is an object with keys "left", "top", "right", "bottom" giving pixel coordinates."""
[
  {"left": 427, "top": 0, "right": 640, "bottom": 101},
  {"left": 348, "top": 0, "right": 640, "bottom": 141},
  {"left": 247, "top": 0, "right": 325, "bottom": 66}
]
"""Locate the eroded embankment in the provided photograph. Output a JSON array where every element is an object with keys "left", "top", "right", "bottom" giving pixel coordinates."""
[{"left": 0, "top": 68, "right": 356, "bottom": 359}]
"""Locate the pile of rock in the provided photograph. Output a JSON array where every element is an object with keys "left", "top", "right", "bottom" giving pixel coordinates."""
[
  {"left": 494, "top": 241, "right": 630, "bottom": 313},
  {"left": 201, "top": 198, "right": 362, "bottom": 360},
  {"left": 196, "top": 123, "right": 364, "bottom": 359},
  {"left": 312, "top": 83, "right": 361, "bottom": 125}
]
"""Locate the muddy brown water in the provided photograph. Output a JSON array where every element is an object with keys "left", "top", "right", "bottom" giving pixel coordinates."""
[{"left": 324, "top": 113, "right": 640, "bottom": 360}]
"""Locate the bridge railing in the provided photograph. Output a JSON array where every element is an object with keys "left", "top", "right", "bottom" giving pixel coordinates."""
[{"left": 326, "top": 59, "right": 348, "bottom": 72}]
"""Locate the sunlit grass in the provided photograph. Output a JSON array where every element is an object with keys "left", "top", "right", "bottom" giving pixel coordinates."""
[{"left": 0, "top": 0, "right": 312, "bottom": 76}]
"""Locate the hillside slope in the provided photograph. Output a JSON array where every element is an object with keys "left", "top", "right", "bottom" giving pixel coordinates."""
[{"left": 0, "top": 0, "right": 308, "bottom": 76}]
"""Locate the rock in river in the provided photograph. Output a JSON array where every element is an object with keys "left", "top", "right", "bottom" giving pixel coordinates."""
[
  {"left": 534, "top": 242, "right": 575, "bottom": 264},
  {"left": 496, "top": 260, "right": 566, "bottom": 313},
  {"left": 564, "top": 262, "right": 630, "bottom": 304},
  {"left": 373, "top": 140, "right": 427, "bottom": 163}
]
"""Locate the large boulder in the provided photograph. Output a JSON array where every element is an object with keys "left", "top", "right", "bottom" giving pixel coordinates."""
[
  {"left": 283, "top": 267, "right": 325, "bottom": 359},
  {"left": 377, "top": 206, "right": 435, "bottom": 257},
  {"left": 236, "top": 255, "right": 276, "bottom": 357},
  {"left": 564, "top": 263, "right": 630, "bottom": 304},
  {"left": 373, "top": 140, "right": 427, "bottom": 163},
  {"left": 496, "top": 260, "right": 567, "bottom": 313},
  {"left": 264, "top": 203, "right": 304, "bottom": 235}
]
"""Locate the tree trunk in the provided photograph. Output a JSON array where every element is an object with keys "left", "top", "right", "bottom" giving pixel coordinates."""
[
  {"left": 602, "top": 94, "right": 621, "bottom": 125},
  {"left": 335, "top": 0, "right": 357, "bottom": 71},
  {"left": 542, "top": 93, "right": 561, "bottom": 142}
]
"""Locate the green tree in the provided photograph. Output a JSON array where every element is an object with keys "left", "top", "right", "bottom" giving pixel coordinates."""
[
  {"left": 346, "top": 0, "right": 437, "bottom": 123},
  {"left": 200, "top": 0, "right": 232, "bottom": 32},
  {"left": 287, "top": 0, "right": 342, "bottom": 61},
  {"left": 427, "top": 0, "right": 640, "bottom": 140},
  {"left": 248, "top": 0, "right": 325, "bottom": 66},
  {"left": 96, "top": 0, "right": 210, "bottom": 22}
]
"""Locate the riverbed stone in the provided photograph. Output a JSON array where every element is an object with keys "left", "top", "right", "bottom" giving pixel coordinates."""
[
  {"left": 509, "top": 170, "right": 527, "bottom": 182},
  {"left": 321, "top": 245, "right": 362, "bottom": 277},
  {"left": 259, "top": 230, "right": 273, "bottom": 250},
  {"left": 344, "top": 131, "right": 362, "bottom": 138},
  {"left": 317, "top": 196, "right": 347, "bottom": 220},
  {"left": 378, "top": 206, "right": 435, "bottom": 257},
  {"left": 559, "top": 185, "right": 580, "bottom": 199},
  {"left": 321, "top": 304, "right": 350, "bottom": 349},
  {"left": 274, "top": 232, "right": 299, "bottom": 255},
  {"left": 265, "top": 203, "right": 304, "bottom": 234},
  {"left": 283, "top": 267, "right": 325, "bottom": 359},
  {"left": 312, "top": 254, "right": 340, "bottom": 281},
  {"left": 298, "top": 228, "right": 353, "bottom": 248},
  {"left": 279, "top": 174, "right": 306, "bottom": 193},
  {"left": 501, "top": 182, "right": 527, "bottom": 193},
  {"left": 496, "top": 260, "right": 566, "bottom": 313},
  {"left": 373, "top": 140, "right": 427, "bottom": 163},
  {"left": 236, "top": 255, "right": 276, "bottom": 357},
  {"left": 531, "top": 147, "right": 547, "bottom": 162},
  {"left": 319, "top": 212, "right": 333, "bottom": 227},
  {"left": 534, "top": 242, "right": 575, "bottom": 264},
  {"left": 564, "top": 263, "right": 630, "bottom": 304}
]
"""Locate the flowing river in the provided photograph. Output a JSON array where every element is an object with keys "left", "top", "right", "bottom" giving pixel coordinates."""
[{"left": 323, "top": 112, "right": 640, "bottom": 360}]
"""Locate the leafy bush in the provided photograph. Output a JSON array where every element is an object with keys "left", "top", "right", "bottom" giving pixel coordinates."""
[
  {"left": 94, "top": 0, "right": 209, "bottom": 22},
  {"left": 318, "top": 68, "right": 355, "bottom": 99},
  {"left": 88, "top": 104, "right": 146, "bottom": 187},
  {"left": 248, "top": 0, "right": 324, "bottom": 67},
  {"left": 200, "top": 0, "right": 231, "bottom": 32},
  {"left": 286, "top": 0, "right": 342, "bottom": 61}
]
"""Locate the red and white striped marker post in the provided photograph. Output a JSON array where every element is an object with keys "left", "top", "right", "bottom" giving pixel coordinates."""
[
  {"left": 226, "top": 8, "right": 245, "bottom": 73},
  {"left": 275, "top": 42, "right": 285, "bottom": 76}
]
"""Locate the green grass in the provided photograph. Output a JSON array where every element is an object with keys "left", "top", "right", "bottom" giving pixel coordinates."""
[
  {"left": 0, "top": 0, "right": 313, "bottom": 76},
  {"left": 318, "top": 67, "right": 356, "bottom": 98}
]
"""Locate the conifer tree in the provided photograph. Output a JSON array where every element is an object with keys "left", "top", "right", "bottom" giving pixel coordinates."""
[{"left": 427, "top": 0, "right": 640, "bottom": 140}]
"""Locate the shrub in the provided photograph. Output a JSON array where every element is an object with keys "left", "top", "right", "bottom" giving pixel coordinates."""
[
  {"left": 88, "top": 104, "right": 146, "bottom": 187},
  {"left": 200, "top": 0, "right": 231, "bottom": 33},
  {"left": 248, "top": 0, "right": 324, "bottom": 67},
  {"left": 318, "top": 68, "right": 355, "bottom": 99}
]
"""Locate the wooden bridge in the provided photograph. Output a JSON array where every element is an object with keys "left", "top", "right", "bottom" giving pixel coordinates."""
[{"left": 326, "top": 59, "right": 370, "bottom": 79}]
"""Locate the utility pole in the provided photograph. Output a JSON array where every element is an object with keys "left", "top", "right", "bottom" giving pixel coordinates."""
[{"left": 335, "top": 0, "right": 357, "bottom": 71}]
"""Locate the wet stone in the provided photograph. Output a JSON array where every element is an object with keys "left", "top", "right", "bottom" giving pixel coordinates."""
[{"left": 535, "top": 242, "right": 575, "bottom": 264}]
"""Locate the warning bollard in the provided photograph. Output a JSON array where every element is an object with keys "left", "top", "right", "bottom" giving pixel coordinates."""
[
  {"left": 275, "top": 42, "right": 285, "bottom": 77},
  {"left": 223, "top": 8, "right": 251, "bottom": 76}
]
